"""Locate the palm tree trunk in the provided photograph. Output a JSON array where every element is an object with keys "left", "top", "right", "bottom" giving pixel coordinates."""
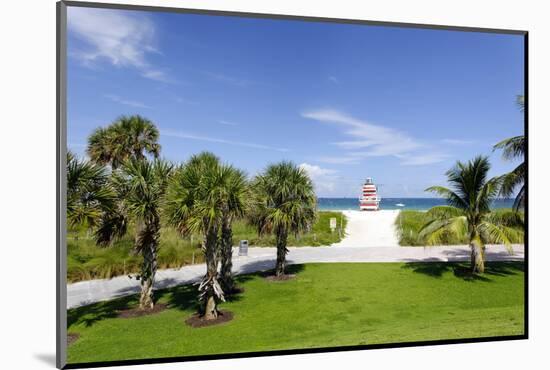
[
  {"left": 479, "top": 245, "right": 485, "bottom": 273},
  {"left": 139, "top": 241, "right": 157, "bottom": 310},
  {"left": 201, "top": 224, "right": 223, "bottom": 320},
  {"left": 275, "top": 227, "right": 289, "bottom": 276},
  {"left": 219, "top": 216, "right": 234, "bottom": 293},
  {"left": 136, "top": 218, "right": 159, "bottom": 310},
  {"left": 470, "top": 243, "right": 485, "bottom": 274}
]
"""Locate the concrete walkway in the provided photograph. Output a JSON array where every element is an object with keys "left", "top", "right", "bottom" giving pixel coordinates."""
[{"left": 67, "top": 244, "right": 524, "bottom": 309}]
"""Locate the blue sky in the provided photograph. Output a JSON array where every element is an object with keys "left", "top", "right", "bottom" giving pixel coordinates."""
[{"left": 67, "top": 6, "right": 524, "bottom": 198}]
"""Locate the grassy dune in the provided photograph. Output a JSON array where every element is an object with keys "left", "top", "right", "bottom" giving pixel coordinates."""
[
  {"left": 67, "top": 227, "right": 205, "bottom": 282},
  {"left": 232, "top": 211, "right": 346, "bottom": 247},
  {"left": 68, "top": 211, "right": 347, "bottom": 282},
  {"left": 395, "top": 210, "right": 524, "bottom": 246},
  {"left": 67, "top": 262, "right": 525, "bottom": 364}
]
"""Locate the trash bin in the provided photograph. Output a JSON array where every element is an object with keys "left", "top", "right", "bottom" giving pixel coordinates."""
[{"left": 238, "top": 240, "right": 248, "bottom": 256}]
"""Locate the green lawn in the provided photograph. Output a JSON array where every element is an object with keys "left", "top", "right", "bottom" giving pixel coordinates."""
[
  {"left": 68, "top": 211, "right": 346, "bottom": 282},
  {"left": 67, "top": 262, "right": 524, "bottom": 364},
  {"left": 395, "top": 210, "right": 524, "bottom": 246}
]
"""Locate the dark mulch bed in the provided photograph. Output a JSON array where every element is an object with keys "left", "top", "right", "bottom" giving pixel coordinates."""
[
  {"left": 265, "top": 274, "right": 296, "bottom": 282},
  {"left": 67, "top": 333, "right": 80, "bottom": 345},
  {"left": 185, "top": 310, "right": 234, "bottom": 328},
  {"left": 117, "top": 303, "right": 168, "bottom": 318}
]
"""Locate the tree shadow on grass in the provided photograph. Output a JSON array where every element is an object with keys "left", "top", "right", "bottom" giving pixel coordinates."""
[
  {"left": 68, "top": 294, "right": 139, "bottom": 328},
  {"left": 68, "top": 279, "right": 196, "bottom": 328},
  {"left": 163, "top": 274, "right": 251, "bottom": 313},
  {"left": 236, "top": 259, "right": 305, "bottom": 278},
  {"left": 68, "top": 262, "right": 306, "bottom": 328},
  {"left": 401, "top": 261, "right": 524, "bottom": 282},
  {"left": 160, "top": 283, "right": 200, "bottom": 312},
  {"left": 484, "top": 261, "right": 524, "bottom": 276}
]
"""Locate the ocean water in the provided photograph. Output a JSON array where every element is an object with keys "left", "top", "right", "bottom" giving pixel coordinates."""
[{"left": 318, "top": 197, "right": 515, "bottom": 211}]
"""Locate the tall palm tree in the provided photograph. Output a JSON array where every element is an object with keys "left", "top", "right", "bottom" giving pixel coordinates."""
[
  {"left": 164, "top": 152, "right": 226, "bottom": 320},
  {"left": 493, "top": 94, "right": 525, "bottom": 211},
  {"left": 87, "top": 115, "right": 161, "bottom": 169},
  {"left": 420, "top": 156, "right": 524, "bottom": 273},
  {"left": 217, "top": 165, "right": 249, "bottom": 294},
  {"left": 96, "top": 158, "right": 173, "bottom": 309},
  {"left": 250, "top": 162, "right": 317, "bottom": 277},
  {"left": 66, "top": 151, "right": 116, "bottom": 229}
]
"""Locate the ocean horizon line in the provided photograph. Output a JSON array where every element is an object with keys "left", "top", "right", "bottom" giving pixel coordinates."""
[{"left": 317, "top": 197, "right": 516, "bottom": 211}]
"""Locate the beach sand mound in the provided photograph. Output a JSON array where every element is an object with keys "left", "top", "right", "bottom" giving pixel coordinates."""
[{"left": 332, "top": 210, "right": 400, "bottom": 248}]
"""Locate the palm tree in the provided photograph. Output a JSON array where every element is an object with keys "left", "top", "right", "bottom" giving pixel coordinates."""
[
  {"left": 96, "top": 158, "right": 173, "bottom": 309},
  {"left": 217, "top": 166, "right": 249, "bottom": 294},
  {"left": 250, "top": 162, "right": 317, "bottom": 277},
  {"left": 516, "top": 94, "right": 525, "bottom": 112},
  {"left": 493, "top": 94, "right": 525, "bottom": 211},
  {"left": 420, "top": 156, "right": 524, "bottom": 273},
  {"left": 87, "top": 115, "right": 161, "bottom": 169},
  {"left": 66, "top": 151, "right": 116, "bottom": 229},
  {"left": 164, "top": 152, "right": 227, "bottom": 320}
]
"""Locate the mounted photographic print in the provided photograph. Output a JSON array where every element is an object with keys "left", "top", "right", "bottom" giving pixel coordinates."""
[{"left": 57, "top": 1, "right": 527, "bottom": 368}]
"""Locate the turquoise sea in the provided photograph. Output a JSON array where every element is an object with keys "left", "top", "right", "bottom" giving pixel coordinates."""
[{"left": 318, "top": 198, "right": 516, "bottom": 211}]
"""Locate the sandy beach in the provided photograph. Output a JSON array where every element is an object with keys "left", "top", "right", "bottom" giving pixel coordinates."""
[{"left": 331, "top": 210, "right": 400, "bottom": 247}]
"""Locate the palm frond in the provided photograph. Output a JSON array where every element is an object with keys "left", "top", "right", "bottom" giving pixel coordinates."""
[
  {"left": 498, "top": 162, "right": 525, "bottom": 212},
  {"left": 94, "top": 210, "right": 128, "bottom": 246},
  {"left": 476, "top": 176, "right": 502, "bottom": 212},
  {"left": 513, "top": 185, "right": 525, "bottom": 211},
  {"left": 419, "top": 216, "right": 467, "bottom": 246},
  {"left": 250, "top": 161, "right": 317, "bottom": 237},
  {"left": 484, "top": 209, "right": 524, "bottom": 228},
  {"left": 67, "top": 153, "right": 116, "bottom": 228},
  {"left": 493, "top": 136, "right": 525, "bottom": 160},
  {"left": 480, "top": 221, "right": 523, "bottom": 253},
  {"left": 424, "top": 186, "right": 468, "bottom": 210},
  {"left": 498, "top": 164, "right": 523, "bottom": 197},
  {"left": 425, "top": 205, "right": 465, "bottom": 220},
  {"left": 516, "top": 94, "right": 525, "bottom": 112},
  {"left": 87, "top": 115, "right": 161, "bottom": 168}
]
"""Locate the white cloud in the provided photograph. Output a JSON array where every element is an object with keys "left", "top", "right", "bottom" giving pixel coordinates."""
[
  {"left": 68, "top": 7, "right": 170, "bottom": 82},
  {"left": 397, "top": 153, "right": 450, "bottom": 166},
  {"left": 141, "top": 69, "right": 172, "bottom": 83},
  {"left": 299, "top": 163, "right": 337, "bottom": 177},
  {"left": 161, "top": 130, "right": 289, "bottom": 152},
  {"left": 332, "top": 140, "right": 376, "bottom": 149},
  {"left": 328, "top": 76, "right": 340, "bottom": 84},
  {"left": 302, "top": 109, "right": 448, "bottom": 166},
  {"left": 104, "top": 94, "right": 151, "bottom": 109},
  {"left": 302, "top": 109, "right": 422, "bottom": 156},
  {"left": 299, "top": 163, "right": 338, "bottom": 193}
]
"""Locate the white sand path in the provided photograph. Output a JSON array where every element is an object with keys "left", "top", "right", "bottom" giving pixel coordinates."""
[{"left": 331, "top": 210, "right": 400, "bottom": 247}]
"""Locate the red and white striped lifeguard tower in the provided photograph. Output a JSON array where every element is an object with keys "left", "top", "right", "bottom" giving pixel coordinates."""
[{"left": 359, "top": 177, "right": 381, "bottom": 211}]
